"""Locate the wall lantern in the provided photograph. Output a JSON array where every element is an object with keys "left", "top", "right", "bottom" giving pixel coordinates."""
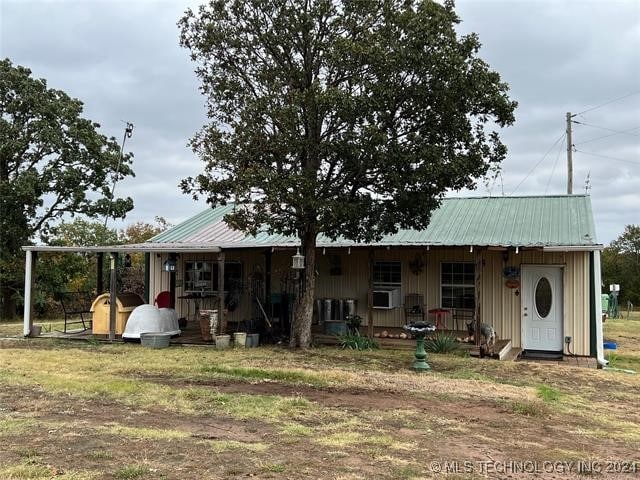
[
  {"left": 163, "top": 258, "right": 177, "bottom": 272},
  {"left": 292, "top": 249, "right": 305, "bottom": 270}
]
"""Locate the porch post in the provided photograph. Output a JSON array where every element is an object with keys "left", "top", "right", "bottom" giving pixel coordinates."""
[
  {"left": 367, "top": 248, "right": 374, "bottom": 338},
  {"left": 218, "top": 251, "right": 226, "bottom": 334},
  {"left": 109, "top": 253, "right": 118, "bottom": 341},
  {"left": 96, "top": 252, "right": 104, "bottom": 294},
  {"left": 474, "top": 248, "right": 482, "bottom": 347},
  {"left": 143, "top": 252, "right": 150, "bottom": 304},
  {"left": 22, "top": 250, "right": 34, "bottom": 337},
  {"left": 169, "top": 252, "right": 177, "bottom": 309}
]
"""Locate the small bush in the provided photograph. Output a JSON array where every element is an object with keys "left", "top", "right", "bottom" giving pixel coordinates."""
[
  {"left": 338, "top": 332, "right": 379, "bottom": 350},
  {"left": 537, "top": 384, "right": 562, "bottom": 403},
  {"left": 115, "top": 465, "right": 150, "bottom": 479},
  {"left": 424, "top": 332, "right": 459, "bottom": 353}
]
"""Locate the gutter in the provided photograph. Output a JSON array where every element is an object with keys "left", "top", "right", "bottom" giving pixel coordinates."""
[{"left": 592, "top": 250, "right": 608, "bottom": 367}]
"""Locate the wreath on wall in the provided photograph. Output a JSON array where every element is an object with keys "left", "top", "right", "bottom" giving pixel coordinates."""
[{"left": 409, "top": 255, "right": 425, "bottom": 275}]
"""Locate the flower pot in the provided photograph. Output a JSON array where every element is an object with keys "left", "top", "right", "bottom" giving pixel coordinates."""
[
  {"left": 199, "top": 309, "right": 218, "bottom": 342},
  {"left": 215, "top": 334, "right": 230, "bottom": 349},
  {"left": 246, "top": 333, "right": 260, "bottom": 348},
  {"left": 140, "top": 332, "right": 171, "bottom": 349},
  {"left": 233, "top": 332, "right": 247, "bottom": 348}
]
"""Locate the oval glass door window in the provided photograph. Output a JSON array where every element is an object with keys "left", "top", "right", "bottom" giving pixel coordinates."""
[{"left": 535, "top": 277, "right": 552, "bottom": 318}]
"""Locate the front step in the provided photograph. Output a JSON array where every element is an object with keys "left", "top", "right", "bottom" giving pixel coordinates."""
[{"left": 469, "top": 338, "right": 514, "bottom": 360}]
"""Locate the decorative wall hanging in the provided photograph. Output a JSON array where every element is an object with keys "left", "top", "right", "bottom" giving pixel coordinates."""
[{"left": 409, "top": 255, "right": 425, "bottom": 275}]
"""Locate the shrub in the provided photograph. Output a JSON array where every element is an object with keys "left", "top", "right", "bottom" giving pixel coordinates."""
[
  {"left": 338, "top": 332, "right": 379, "bottom": 350},
  {"left": 424, "top": 332, "right": 459, "bottom": 353}
]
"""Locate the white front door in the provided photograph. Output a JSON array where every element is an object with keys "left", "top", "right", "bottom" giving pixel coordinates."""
[{"left": 522, "top": 266, "right": 563, "bottom": 352}]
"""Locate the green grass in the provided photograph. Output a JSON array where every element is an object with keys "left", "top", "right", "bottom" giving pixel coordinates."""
[
  {"left": 260, "top": 463, "right": 286, "bottom": 473},
  {"left": 537, "top": 384, "right": 562, "bottom": 403},
  {"left": 199, "top": 364, "right": 330, "bottom": 386},
  {"left": 511, "top": 400, "right": 547, "bottom": 417},
  {"left": 114, "top": 465, "right": 150, "bottom": 479}
]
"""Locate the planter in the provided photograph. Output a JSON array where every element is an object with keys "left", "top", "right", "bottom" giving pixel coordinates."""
[
  {"left": 246, "top": 333, "right": 260, "bottom": 348},
  {"left": 30, "top": 324, "right": 42, "bottom": 337},
  {"left": 140, "top": 332, "right": 172, "bottom": 349},
  {"left": 233, "top": 332, "right": 247, "bottom": 348},
  {"left": 199, "top": 309, "right": 218, "bottom": 342},
  {"left": 215, "top": 334, "right": 230, "bottom": 349},
  {"left": 324, "top": 320, "right": 347, "bottom": 336}
]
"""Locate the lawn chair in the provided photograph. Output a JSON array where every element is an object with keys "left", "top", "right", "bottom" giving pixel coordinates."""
[{"left": 58, "top": 291, "right": 93, "bottom": 333}]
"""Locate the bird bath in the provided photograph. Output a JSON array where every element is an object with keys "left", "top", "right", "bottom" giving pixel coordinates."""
[{"left": 403, "top": 321, "right": 436, "bottom": 371}]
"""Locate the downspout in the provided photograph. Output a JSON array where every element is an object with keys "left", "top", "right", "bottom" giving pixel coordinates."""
[{"left": 592, "top": 250, "right": 607, "bottom": 367}]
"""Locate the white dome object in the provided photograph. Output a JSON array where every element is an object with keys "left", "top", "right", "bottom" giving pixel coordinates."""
[
  {"left": 122, "top": 305, "right": 180, "bottom": 340},
  {"left": 158, "top": 308, "right": 180, "bottom": 333}
]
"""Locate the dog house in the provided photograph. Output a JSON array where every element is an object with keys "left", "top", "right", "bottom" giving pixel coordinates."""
[{"left": 90, "top": 293, "right": 145, "bottom": 335}]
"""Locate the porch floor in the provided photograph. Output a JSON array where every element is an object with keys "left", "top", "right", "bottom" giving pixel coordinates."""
[{"left": 34, "top": 324, "right": 598, "bottom": 367}]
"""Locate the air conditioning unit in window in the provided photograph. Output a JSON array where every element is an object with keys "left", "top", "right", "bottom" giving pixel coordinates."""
[{"left": 373, "top": 289, "right": 401, "bottom": 309}]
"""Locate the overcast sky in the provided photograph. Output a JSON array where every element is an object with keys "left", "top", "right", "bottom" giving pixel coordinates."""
[{"left": 1, "top": 0, "right": 639, "bottom": 244}]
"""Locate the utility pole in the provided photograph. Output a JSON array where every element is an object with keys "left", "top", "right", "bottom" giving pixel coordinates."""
[{"left": 566, "top": 112, "right": 573, "bottom": 194}]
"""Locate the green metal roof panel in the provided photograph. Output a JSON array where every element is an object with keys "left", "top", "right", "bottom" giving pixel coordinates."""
[{"left": 151, "top": 195, "right": 598, "bottom": 248}]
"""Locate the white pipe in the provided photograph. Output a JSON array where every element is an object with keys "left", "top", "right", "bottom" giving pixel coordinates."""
[
  {"left": 23, "top": 250, "right": 33, "bottom": 337},
  {"left": 593, "top": 250, "right": 608, "bottom": 366}
]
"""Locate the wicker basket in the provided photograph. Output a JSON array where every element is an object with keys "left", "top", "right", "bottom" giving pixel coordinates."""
[{"left": 140, "top": 332, "right": 171, "bottom": 349}]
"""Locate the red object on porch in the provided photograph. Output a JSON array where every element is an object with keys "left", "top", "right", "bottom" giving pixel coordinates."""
[
  {"left": 154, "top": 291, "right": 172, "bottom": 309},
  {"left": 428, "top": 308, "right": 450, "bottom": 330}
]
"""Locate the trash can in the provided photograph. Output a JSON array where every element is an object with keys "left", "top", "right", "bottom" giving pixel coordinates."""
[{"left": 91, "top": 293, "right": 145, "bottom": 335}]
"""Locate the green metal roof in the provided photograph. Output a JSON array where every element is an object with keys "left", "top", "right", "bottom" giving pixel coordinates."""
[{"left": 151, "top": 195, "right": 599, "bottom": 249}]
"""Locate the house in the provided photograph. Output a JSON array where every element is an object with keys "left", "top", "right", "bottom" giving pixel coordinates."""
[
  {"left": 21, "top": 194, "right": 607, "bottom": 363},
  {"left": 142, "top": 194, "right": 603, "bottom": 358}
]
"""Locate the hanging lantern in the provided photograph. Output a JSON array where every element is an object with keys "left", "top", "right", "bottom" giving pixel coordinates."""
[
  {"left": 292, "top": 248, "right": 305, "bottom": 269},
  {"left": 163, "top": 258, "right": 177, "bottom": 272}
]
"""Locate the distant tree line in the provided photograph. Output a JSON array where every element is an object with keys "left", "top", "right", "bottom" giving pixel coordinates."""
[
  {"left": 1, "top": 217, "right": 169, "bottom": 319},
  {"left": 601, "top": 225, "right": 640, "bottom": 307}
]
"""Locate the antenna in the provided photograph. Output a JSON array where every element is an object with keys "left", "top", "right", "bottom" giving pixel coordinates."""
[
  {"left": 584, "top": 171, "right": 591, "bottom": 195},
  {"left": 104, "top": 122, "right": 134, "bottom": 227}
]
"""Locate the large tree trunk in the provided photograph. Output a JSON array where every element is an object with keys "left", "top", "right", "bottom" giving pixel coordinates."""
[{"left": 290, "top": 230, "right": 317, "bottom": 348}]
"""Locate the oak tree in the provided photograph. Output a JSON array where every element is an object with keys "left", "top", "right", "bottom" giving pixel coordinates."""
[
  {"left": 0, "top": 59, "right": 134, "bottom": 319},
  {"left": 179, "top": 0, "right": 517, "bottom": 347}
]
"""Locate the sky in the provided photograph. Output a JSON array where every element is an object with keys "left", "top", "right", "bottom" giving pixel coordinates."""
[{"left": 1, "top": 0, "right": 639, "bottom": 244}]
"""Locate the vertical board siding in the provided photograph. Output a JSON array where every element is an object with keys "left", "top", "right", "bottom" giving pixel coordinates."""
[
  {"left": 147, "top": 247, "right": 591, "bottom": 354},
  {"left": 480, "top": 250, "right": 590, "bottom": 355}
]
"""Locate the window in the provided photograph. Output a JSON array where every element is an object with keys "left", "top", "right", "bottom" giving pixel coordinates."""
[
  {"left": 441, "top": 262, "right": 475, "bottom": 309},
  {"left": 184, "top": 260, "right": 242, "bottom": 293},
  {"left": 374, "top": 261, "right": 402, "bottom": 289}
]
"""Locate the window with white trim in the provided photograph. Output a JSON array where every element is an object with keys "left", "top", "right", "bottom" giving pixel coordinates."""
[
  {"left": 441, "top": 262, "right": 475, "bottom": 309},
  {"left": 373, "top": 261, "right": 402, "bottom": 289}
]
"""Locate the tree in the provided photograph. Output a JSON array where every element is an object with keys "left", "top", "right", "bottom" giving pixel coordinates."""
[
  {"left": 119, "top": 217, "right": 171, "bottom": 297},
  {"left": 179, "top": 0, "right": 517, "bottom": 347},
  {"left": 0, "top": 58, "right": 134, "bottom": 319},
  {"left": 602, "top": 225, "right": 640, "bottom": 305}
]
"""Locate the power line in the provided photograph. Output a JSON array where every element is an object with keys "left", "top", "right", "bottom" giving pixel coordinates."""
[
  {"left": 511, "top": 133, "right": 565, "bottom": 195},
  {"left": 574, "top": 149, "right": 640, "bottom": 166},
  {"left": 572, "top": 120, "right": 640, "bottom": 137},
  {"left": 575, "top": 125, "right": 640, "bottom": 146},
  {"left": 574, "top": 91, "right": 640, "bottom": 116},
  {"left": 545, "top": 135, "right": 565, "bottom": 194}
]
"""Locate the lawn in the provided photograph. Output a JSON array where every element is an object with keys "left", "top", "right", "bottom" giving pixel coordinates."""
[{"left": 0, "top": 315, "right": 638, "bottom": 479}]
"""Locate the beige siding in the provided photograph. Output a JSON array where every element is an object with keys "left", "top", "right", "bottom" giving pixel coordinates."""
[
  {"left": 149, "top": 250, "right": 264, "bottom": 325},
  {"left": 148, "top": 246, "right": 591, "bottom": 355},
  {"left": 479, "top": 250, "right": 590, "bottom": 355}
]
